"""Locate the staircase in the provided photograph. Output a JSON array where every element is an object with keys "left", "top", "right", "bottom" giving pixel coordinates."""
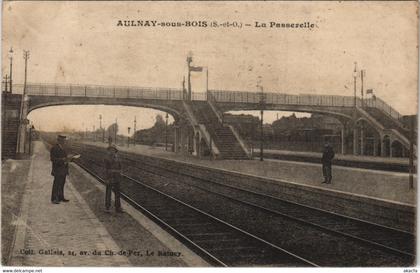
[
  {"left": 190, "top": 101, "right": 249, "bottom": 160},
  {"left": 2, "top": 93, "right": 22, "bottom": 159},
  {"left": 365, "top": 107, "right": 411, "bottom": 140}
]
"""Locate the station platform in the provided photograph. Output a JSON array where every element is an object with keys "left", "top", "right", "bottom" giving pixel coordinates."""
[
  {"left": 256, "top": 148, "right": 412, "bottom": 172},
  {"left": 81, "top": 141, "right": 416, "bottom": 206},
  {"left": 3, "top": 141, "right": 208, "bottom": 267}
]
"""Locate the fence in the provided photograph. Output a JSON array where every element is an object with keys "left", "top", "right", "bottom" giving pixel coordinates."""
[
  {"left": 364, "top": 97, "right": 403, "bottom": 121},
  {"left": 22, "top": 83, "right": 185, "bottom": 101},
  {"left": 209, "top": 90, "right": 358, "bottom": 107},
  {"left": 17, "top": 83, "right": 404, "bottom": 122}
]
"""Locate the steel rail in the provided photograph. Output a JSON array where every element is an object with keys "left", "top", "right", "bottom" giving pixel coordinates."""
[
  {"left": 74, "top": 158, "right": 318, "bottom": 267},
  {"left": 121, "top": 156, "right": 415, "bottom": 259}
]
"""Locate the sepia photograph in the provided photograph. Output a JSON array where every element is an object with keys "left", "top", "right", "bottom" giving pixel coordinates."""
[{"left": 1, "top": 0, "right": 418, "bottom": 269}]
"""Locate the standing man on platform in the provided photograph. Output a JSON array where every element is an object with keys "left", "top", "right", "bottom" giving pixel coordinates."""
[
  {"left": 104, "top": 144, "right": 124, "bottom": 213},
  {"left": 50, "top": 135, "right": 70, "bottom": 204},
  {"left": 322, "top": 142, "right": 335, "bottom": 184}
]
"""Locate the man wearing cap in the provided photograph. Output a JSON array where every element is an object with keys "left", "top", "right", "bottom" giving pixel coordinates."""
[
  {"left": 104, "top": 144, "right": 124, "bottom": 213},
  {"left": 321, "top": 142, "right": 335, "bottom": 184},
  {"left": 50, "top": 135, "right": 70, "bottom": 204}
]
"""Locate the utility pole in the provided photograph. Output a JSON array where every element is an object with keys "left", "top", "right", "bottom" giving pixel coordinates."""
[
  {"left": 93, "top": 125, "right": 95, "bottom": 141},
  {"left": 353, "top": 62, "right": 357, "bottom": 108},
  {"left": 23, "top": 50, "right": 30, "bottom": 95},
  {"left": 99, "top": 114, "right": 105, "bottom": 143},
  {"left": 133, "top": 116, "right": 137, "bottom": 145},
  {"left": 115, "top": 118, "right": 118, "bottom": 145},
  {"left": 182, "top": 76, "right": 186, "bottom": 100},
  {"left": 206, "top": 67, "right": 209, "bottom": 100},
  {"left": 9, "top": 47, "right": 13, "bottom": 93},
  {"left": 409, "top": 116, "right": 415, "bottom": 189},
  {"left": 361, "top": 69, "right": 365, "bottom": 108},
  {"left": 17, "top": 50, "right": 30, "bottom": 154},
  {"left": 165, "top": 112, "right": 168, "bottom": 151},
  {"left": 258, "top": 85, "right": 265, "bottom": 162}
]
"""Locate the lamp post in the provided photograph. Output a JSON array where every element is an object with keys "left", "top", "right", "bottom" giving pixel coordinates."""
[
  {"left": 165, "top": 112, "right": 168, "bottom": 151},
  {"left": 8, "top": 47, "right": 13, "bottom": 93}
]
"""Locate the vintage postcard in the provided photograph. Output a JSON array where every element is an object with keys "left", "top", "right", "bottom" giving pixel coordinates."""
[{"left": 1, "top": 0, "right": 418, "bottom": 270}]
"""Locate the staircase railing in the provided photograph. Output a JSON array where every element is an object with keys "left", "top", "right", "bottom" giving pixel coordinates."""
[
  {"left": 182, "top": 101, "right": 220, "bottom": 158},
  {"left": 364, "top": 97, "right": 404, "bottom": 123},
  {"left": 208, "top": 93, "right": 251, "bottom": 158}
]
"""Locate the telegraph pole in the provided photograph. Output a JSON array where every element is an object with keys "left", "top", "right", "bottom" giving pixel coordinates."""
[
  {"left": 182, "top": 76, "right": 186, "bottom": 100},
  {"left": 165, "top": 113, "right": 169, "bottom": 151},
  {"left": 23, "top": 50, "right": 30, "bottom": 95},
  {"left": 361, "top": 69, "right": 365, "bottom": 108},
  {"left": 133, "top": 116, "right": 137, "bottom": 145},
  {"left": 115, "top": 118, "right": 118, "bottom": 145},
  {"left": 8, "top": 48, "right": 13, "bottom": 93},
  {"left": 409, "top": 116, "right": 415, "bottom": 189},
  {"left": 206, "top": 67, "right": 209, "bottom": 99},
  {"left": 353, "top": 62, "right": 357, "bottom": 108},
  {"left": 17, "top": 50, "right": 30, "bottom": 154},
  {"left": 259, "top": 85, "right": 265, "bottom": 162},
  {"left": 99, "top": 114, "right": 105, "bottom": 143}
]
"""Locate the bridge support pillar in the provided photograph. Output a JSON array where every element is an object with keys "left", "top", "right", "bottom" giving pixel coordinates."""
[
  {"left": 179, "top": 125, "right": 191, "bottom": 155},
  {"left": 180, "top": 127, "right": 186, "bottom": 154},
  {"left": 193, "top": 130, "right": 201, "bottom": 158},
  {"left": 380, "top": 139, "right": 385, "bottom": 157},
  {"left": 174, "top": 126, "right": 180, "bottom": 153},
  {"left": 373, "top": 137, "right": 378, "bottom": 156},
  {"left": 353, "top": 127, "right": 359, "bottom": 155},
  {"left": 360, "top": 126, "right": 365, "bottom": 156},
  {"left": 340, "top": 126, "right": 345, "bottom": 154},
  {"left": 389, "top": 140, "right": 393, "bottom": 158}
]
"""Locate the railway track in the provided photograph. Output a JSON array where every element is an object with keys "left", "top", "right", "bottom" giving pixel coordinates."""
[
  {"left": 69, "top": 142, "right": 415, "bottom": 266},
  {"left": 127, "top": 156, "right": 416, "bottom": 256},
  {"left": 76, "top": 157, "right": 317, "bottom": 267}
]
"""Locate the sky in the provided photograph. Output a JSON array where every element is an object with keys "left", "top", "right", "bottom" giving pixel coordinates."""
[{"left": 2, "top": 1, "right": 418, "bottom": 134}]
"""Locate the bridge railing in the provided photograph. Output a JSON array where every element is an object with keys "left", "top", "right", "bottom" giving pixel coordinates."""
[
  {"left": 209, "top": 90, "right": 357, "bottom": 107},
  {"left": 364, "top": 97, "right": 403, "bottom": 121},
  {"left": 23, "top": 83, "right": 185, "bottom": 101}
]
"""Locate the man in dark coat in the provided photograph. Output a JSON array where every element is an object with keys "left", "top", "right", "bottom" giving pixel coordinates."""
[
  {"left": 50, "top": 135, "right": 70, "bottom": 204},
  {"left": 104, "top": 144, "right": 124, "bottom": 213},
  {"left": 322, "top": 143, "right": 335, "bottom": 184}
]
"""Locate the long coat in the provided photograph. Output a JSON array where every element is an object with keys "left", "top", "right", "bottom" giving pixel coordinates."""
[
  {"left": 50, "top": 144, "right": 69, "bottom": 176},
  {"left": 321, "top": 146, "right": 335, "bottom": 164},
  {"left": 104, "top": 154, "right": 122, "bottom": 184}
]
